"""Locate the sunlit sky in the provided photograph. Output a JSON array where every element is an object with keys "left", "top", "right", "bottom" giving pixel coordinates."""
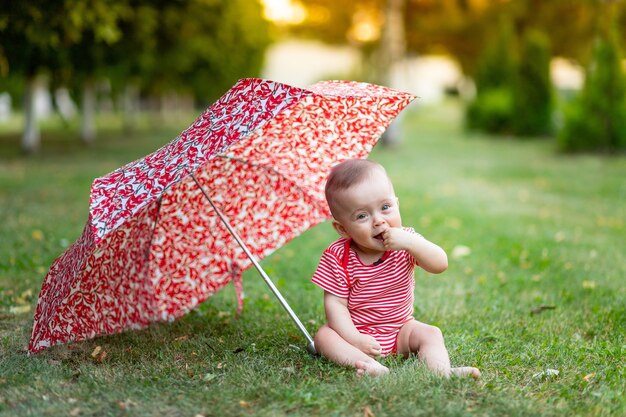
[{"left": 261, "top": 0, "right": 306, "bottom": 24}]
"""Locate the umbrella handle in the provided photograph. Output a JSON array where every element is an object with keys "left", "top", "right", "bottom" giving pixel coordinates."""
[{"left": 191, "top": 174, "right": 317, "bottom": 356}]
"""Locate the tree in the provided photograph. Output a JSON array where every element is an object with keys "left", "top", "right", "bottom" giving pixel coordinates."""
[
  {"left": 465, "top": 16, "right": 517, "bottom": 134},
  {"left": 286, "top": 0, "right": 623, "bottom": 78},
  {"left": 378, "top": 0, "right": 407, "bottom": 146},
  {"left": 0, "top": 0, "right": 70, "bottom": 153},
  {"left": 559, "top": 18, "right": 626, "bottom": 152},
  {"left": 64, "top": 0, "right": 130, "bottom": 143},
  {"left": 512, "top": 29, "right": 553, "bottom": 136},
  {"left": 142, "top": 0, "right": 270, "bottom": 106},
  {"left": 0, "top": 0, "right": 271, "bottom": 152},
  {"left": 0, "top": 0, "right": 131, "bottom": 150}
]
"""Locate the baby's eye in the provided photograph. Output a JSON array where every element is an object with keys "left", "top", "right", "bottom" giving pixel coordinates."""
[
  {"left": 356, "top": 213, "right": 368, "bottom": 220},
  {"left": 382, "top": 203, "right": 391, "bottom": 210}
]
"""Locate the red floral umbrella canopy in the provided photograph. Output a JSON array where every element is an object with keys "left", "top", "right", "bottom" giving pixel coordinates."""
[{"left": 29, "top": 78, "right": 415, "bottom": 353}]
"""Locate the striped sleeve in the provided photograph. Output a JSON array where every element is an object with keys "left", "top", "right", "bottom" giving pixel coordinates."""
[{"left": 311, "top": 249, "right": 350, "bottom": 298}]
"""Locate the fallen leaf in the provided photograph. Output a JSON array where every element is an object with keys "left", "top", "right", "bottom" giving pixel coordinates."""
[
  {"left": 9, "top": 305, "right": 31, "bottom": 315},
  {"left": 96, "top": 350, "right": 107, "bottom": 362},
  {"left": 90, "top": 346, "right": 107, "bottom": 363},
  {"left": 451, "top": 245, "right": 471, "bottom": 259},
  {"left": 532, "top": 368, "right": 559, "bottom": 380},
  {"left": 203, "top": 373, "right": 217, "bottom": 382},
  {"left": 530, "top": 305, "right": 556, "bottom": 315},
  {"left": 19, "top": 289, "right": 33, "bottom": 301},
  {"left": 117, "top": 399, "right": 137, "bottom": 410},
  {"left": 239, "top": 400, "right": 250, "bottom": 408},
  {"left": 364, "top": 405, "right": 375, "bottom": 417},
  {"left": 69, "top": 407, "right": 80, "bottom": 416},
  {"left": 583, "top": 373, "right": 596, "bottom": 382},
  {"left": 582, "top": 280, "right": 596, "bottom": 289},
  {"left": 31, "top": 230, "right": 44, "bottom": 241},
  {"left": 91, "top": 346, "right": 102, "bottom": 358}
]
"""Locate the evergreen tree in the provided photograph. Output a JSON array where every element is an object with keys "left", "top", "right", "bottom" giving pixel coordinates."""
[
  {"left": 559, "top": 21, "right": 626, "bottom": 152},
  {"left": 513, "top": 30, "right": 553, "bottom": 136},
  {"left": 466, "top": 18, "right": 517, "bottom": 134}
]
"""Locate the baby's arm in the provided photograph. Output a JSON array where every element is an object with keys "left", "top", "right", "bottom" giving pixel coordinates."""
[
  {"left": 324, "top": 291, "right": 381, "bottom": 357},
  {"left": 381, "top": 228, "right": 448, "bottom": 274}
]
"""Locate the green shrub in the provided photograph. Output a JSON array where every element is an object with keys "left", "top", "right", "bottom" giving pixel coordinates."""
[
  {"left": 512, "top": 30, "right": 553, "bottom": 136},
  {"left": 559, "top": 22, "right": 626, "bottom": 152},
  {"left": 466, "top": 88, "right": 515, "bottom": 134},
  {"left": 466, "top": 17, "right": 517, "bottom": 134}
]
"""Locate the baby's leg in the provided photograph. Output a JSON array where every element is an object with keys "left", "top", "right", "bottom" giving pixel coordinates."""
[
  {"left": 314, "top": 324, "right": 389, "bottom": 376},
  {"left": 396, "top": 320, "right": 480, "bottom": 378}
]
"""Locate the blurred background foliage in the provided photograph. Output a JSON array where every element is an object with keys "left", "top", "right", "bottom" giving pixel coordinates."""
[{"left": 1, "top": 0, "right": 625, "bottom": 153}]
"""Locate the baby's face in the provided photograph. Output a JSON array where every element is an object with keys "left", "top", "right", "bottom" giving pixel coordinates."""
[{"left": 332, "top": 169, "right": 401, "bottom": 255}]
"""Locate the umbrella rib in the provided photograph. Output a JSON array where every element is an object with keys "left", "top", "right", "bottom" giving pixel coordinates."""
[{"left": 190, "top": 173, "right": 317, "bottom": 355}]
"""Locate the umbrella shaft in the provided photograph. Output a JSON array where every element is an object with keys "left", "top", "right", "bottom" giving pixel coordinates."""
[{"left": 191, "top": 174, "right": 316, "bottom": 353}]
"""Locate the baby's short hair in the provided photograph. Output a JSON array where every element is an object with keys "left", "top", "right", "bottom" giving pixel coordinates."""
[{"left": 325, "top": 159, "right": 387, "bottom": 217}]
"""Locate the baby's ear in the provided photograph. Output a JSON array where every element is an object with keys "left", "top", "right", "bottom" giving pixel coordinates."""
[{"left": 332, "top": 219, "right": 349, "bottom": 237}]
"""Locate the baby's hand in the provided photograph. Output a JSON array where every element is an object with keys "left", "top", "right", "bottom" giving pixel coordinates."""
[
  {"left": 381, "top": 227, "right": 413, "bottom": 251},
  {"left": 355, "top": 334, "right": 381, "bottom": 357}
]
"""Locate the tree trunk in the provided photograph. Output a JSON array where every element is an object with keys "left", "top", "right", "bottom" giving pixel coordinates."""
[
  {"left": 22, "top": 75, "right": 40, "bottom": 154},
  {"left": 80, "top": 79, "right": 96, "bottom": 144},
  {"left": 122, "top": 83, "right": 140, "bottom": 133},
  {"left": 378, "top": 0, "right": 406, "bottom": 147}
]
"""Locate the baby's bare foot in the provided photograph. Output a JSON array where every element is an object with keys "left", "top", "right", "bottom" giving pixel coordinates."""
[
  {"left": 451, "top": 366, "right": 481, "bottom": 379},
  {"left": 355, "top": 360, "right": 389, "bottom": 377}
]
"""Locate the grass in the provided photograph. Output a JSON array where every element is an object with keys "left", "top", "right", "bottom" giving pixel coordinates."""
[{"left": 1, "top": 102, "right": 624, "bottom": 416}]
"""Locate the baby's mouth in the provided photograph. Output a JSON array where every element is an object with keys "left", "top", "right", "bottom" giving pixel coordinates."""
[{"left": 373, "top": 232, "right": 384, "bottom": 241}]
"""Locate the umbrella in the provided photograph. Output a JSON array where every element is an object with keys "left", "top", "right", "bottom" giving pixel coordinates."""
[{"left": 28, "top": 78, "right": 415, "bottom": 354}]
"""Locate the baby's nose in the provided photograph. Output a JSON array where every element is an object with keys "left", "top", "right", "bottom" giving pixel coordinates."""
[{"left": 372, "top": 214, "right": 386, "bottom": 225}]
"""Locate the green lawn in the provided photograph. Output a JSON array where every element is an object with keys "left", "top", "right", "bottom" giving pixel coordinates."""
[{"left": 1, "top": 103, "right": 624, "bottom": 416}]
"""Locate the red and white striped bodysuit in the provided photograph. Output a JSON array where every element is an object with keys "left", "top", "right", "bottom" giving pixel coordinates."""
[{"left": 312, "top": 228, "right": 419, "bottom": 355}]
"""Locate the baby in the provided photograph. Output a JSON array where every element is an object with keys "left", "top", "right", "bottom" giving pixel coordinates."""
[{"left": 312, "top": 159, "right": 480, "bottom": 378}]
